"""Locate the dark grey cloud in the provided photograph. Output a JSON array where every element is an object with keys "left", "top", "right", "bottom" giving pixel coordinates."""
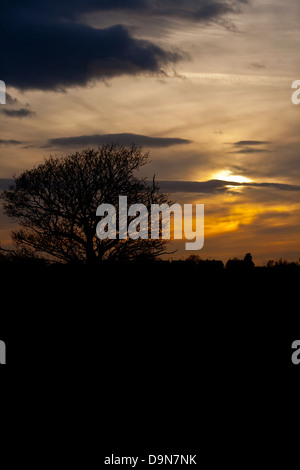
[
  {"left": 0, "top": 5, "right": 180, "bottom": 90},
  {"left": 0, "top": 139, "right": 23, "bottom": 145},
  {"left": 227, "top": 140, "right": 271, "bottom": 154},
  {"left": 45, "top": 133, "right": 192, "bottom": 148},
  {"left": 157, "top": 180, "right": 228, "bottom": 194},
  {"left": 248, "top": 182, "right": 300, "bottom": 192},
  {"left": 1, "top": 108, "right": 36, "bottom": 119},
  {"left": 233, "top": 141, "right": 271, "bottom": 146},
  {"left": 5, "top": 94, "right": 21, "bottom": 106},
  {"left": 5, "top": 92, "right": 30, "bottom": 108},
  {"left": 229, "top": 148, "right": 271, "bottom": 154},
  {"left": 156, "top": 180, "right": 300, "bottom": 194},
  {"left": 4, "top": 1, "right": 247, "bottom": 22},
  {"left": 0, "top": 1, "right": 246, "bottom": 90},
  {"left": 2, "top": 176, "right": 298, "bottom": 197}
]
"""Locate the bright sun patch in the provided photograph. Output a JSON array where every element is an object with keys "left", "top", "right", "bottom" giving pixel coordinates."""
[{"left": 212, "top": 170, "right": 252, "bottom": 184}]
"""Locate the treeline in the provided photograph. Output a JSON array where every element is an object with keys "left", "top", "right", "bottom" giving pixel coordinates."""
[
  {"left": 184, "top": 253, "right": 300, "bottom": 271},
  {"left": 1, "top": 248, "right": 300, "bottom": 272}
]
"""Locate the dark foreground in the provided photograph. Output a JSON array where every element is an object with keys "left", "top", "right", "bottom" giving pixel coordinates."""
[{"left": 1, "top": 261, "right": 299, "bottom": 458}]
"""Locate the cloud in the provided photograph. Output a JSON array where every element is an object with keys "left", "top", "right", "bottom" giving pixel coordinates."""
[
  {"left": 5, "top": 92, "right": 30, "bottom": 108},
  {"left": 225, "top": 140, "right": 300, "bottom": 182},
  {"left": 5, "top": 94, "right": 21, "bottom": 106},
  {"left": 3, "top": 175, "right": 297, "bottom": 197},
  {"left": 227, "top": 140, "right": 271, "bottom": 154},
  {"left": 233, "top": 141, "right": 271, "bottom": 146},
  {"left": 1, "top": 108, "right": 36, "bottom": 119},
  {"left": 4, "top": 1, "right": 247, "bottom": 21},
  {"left": 155, "top": 179, "right": 300, "bottom": 194},
  {"left": 0, "top": 139, "right": 23, "bottom": 145},
  {"left": 0, "top": 1, "right": 246, "bottom": 90},
  {"left": 45, "top": 133, "right": 192, "bottom": 148},
  {"left": 0, "top": 173, "right": 300, "bottom": 201},
  {"left": 0, "top": 8, "right": 181, "bottom": 90},
  {"left": 229, "top": 148, "right": 271, "bottom": 154}
]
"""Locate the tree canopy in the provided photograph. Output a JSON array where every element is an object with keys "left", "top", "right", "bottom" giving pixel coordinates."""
[{"left": 1, "top": 145, "right": 172, "bottom": 264}]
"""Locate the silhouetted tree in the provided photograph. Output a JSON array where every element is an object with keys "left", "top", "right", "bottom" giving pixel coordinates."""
[
  {"left": 186, "top": 255, "right": 201, "bottom": 264},
  {"left": 0, "top": 244, "right": 47, "bottom": 267},
  {"left": 1, "top": 145, "right": 172, "bottom": 264},
  {"left": 226, "top": 253, "right": 254, "bottom": 270},
  {"left": 244, "top": 253, "right": 255, "bottom": 268},
  {"left": 275, "top": 258, "right": 288, "bottom": 266}
]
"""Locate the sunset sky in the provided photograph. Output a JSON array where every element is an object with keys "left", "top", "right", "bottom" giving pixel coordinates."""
[{"left": 1, "top": 0, "right": 300, "bottom": 264}]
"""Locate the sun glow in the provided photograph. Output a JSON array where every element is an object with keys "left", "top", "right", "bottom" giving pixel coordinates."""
[{"left": 212, "top": 170, "right": 252, "bottom": 184}]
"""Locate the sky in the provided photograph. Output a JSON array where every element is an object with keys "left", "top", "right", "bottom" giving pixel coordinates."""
[{"left": 0, "top": 0, "right": 300, "bottom": 264}]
